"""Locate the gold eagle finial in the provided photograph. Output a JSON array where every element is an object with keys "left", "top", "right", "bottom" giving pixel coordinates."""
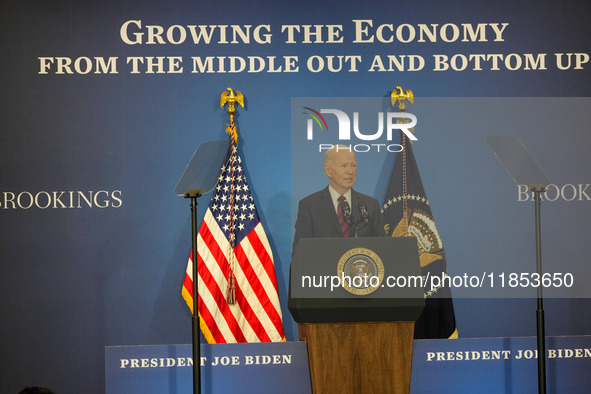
[
  {"left": 220, "top": 88, "right": 244, "bottom": 143},
  {"left": 391, "top": 86, "right": 414, "bottom": 112},
  {"left": 220, "top": 87, "right": 244, "bottom": 113}
]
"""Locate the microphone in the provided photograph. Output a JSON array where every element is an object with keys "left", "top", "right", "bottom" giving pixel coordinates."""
[
  {"left": 359, "top": 204, "right": 369, "bottom": 224},
  {"left": 341, "top": 200, "right": 352, "bottom": 225},
  {"left": 350, "top": 202, "right": 369, "bottom": 238}
]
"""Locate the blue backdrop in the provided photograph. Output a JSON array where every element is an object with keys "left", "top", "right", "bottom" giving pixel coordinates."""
[{"left": 1, "top": 0, "right": 590, "bottom": 392}]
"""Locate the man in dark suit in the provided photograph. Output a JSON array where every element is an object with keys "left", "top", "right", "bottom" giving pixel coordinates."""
[{"left": 292, "top": 145, "right": 385, "bottom": 251}]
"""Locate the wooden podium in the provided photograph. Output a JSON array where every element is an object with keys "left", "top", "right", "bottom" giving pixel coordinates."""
[
  {"left": 299, "top": 321, "right": 415, "bottom": 393},
  {"left": 289, "top": 237, "right": 425, "bottom": 394}
]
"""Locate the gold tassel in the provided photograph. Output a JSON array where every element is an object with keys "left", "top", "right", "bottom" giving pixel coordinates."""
[{"left": 227, "top": 271, "right": 236, "bottom": 305}]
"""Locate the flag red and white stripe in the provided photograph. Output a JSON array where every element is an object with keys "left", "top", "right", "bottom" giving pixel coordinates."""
[{"left": 181, "top": 144, "right": 285, "bottom": 343}]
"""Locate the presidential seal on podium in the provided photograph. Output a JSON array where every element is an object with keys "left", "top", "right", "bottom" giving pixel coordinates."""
[{"left": 337, "top": 247, "right": 385, "bottom": 296}]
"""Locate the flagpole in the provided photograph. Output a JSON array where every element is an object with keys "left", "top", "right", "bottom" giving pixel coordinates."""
[
  {"left": 391, "top": 86, "right": 414, "bottom": 236},
  {"left": 220, "top": 87, "right": 244, "bottom": 306},
  {"left": 175, "top": 88, "right": 245, "bottom": 394}
]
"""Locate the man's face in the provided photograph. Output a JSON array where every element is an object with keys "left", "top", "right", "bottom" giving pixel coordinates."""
[{"left": 325, "top": 149, "right": 357, "bottom": 195}]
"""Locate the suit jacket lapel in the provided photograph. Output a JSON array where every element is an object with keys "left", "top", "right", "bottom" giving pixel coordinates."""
[{"left": 320, "top": 187, "right": 342, "bottom": 236}]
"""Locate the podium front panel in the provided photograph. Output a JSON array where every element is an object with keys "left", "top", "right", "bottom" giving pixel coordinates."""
[{"left": 288, "top": 237, "right": 425, "bottom": 323}]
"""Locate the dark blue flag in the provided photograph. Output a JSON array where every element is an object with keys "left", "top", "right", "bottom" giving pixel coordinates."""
[{"left": 382, "top": 134, "right": 458, "bottom": 339}]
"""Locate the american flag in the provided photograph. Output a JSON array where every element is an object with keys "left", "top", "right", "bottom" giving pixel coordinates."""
[{"left": 182, "top": 144, "right": 285, "bottom": 343}]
